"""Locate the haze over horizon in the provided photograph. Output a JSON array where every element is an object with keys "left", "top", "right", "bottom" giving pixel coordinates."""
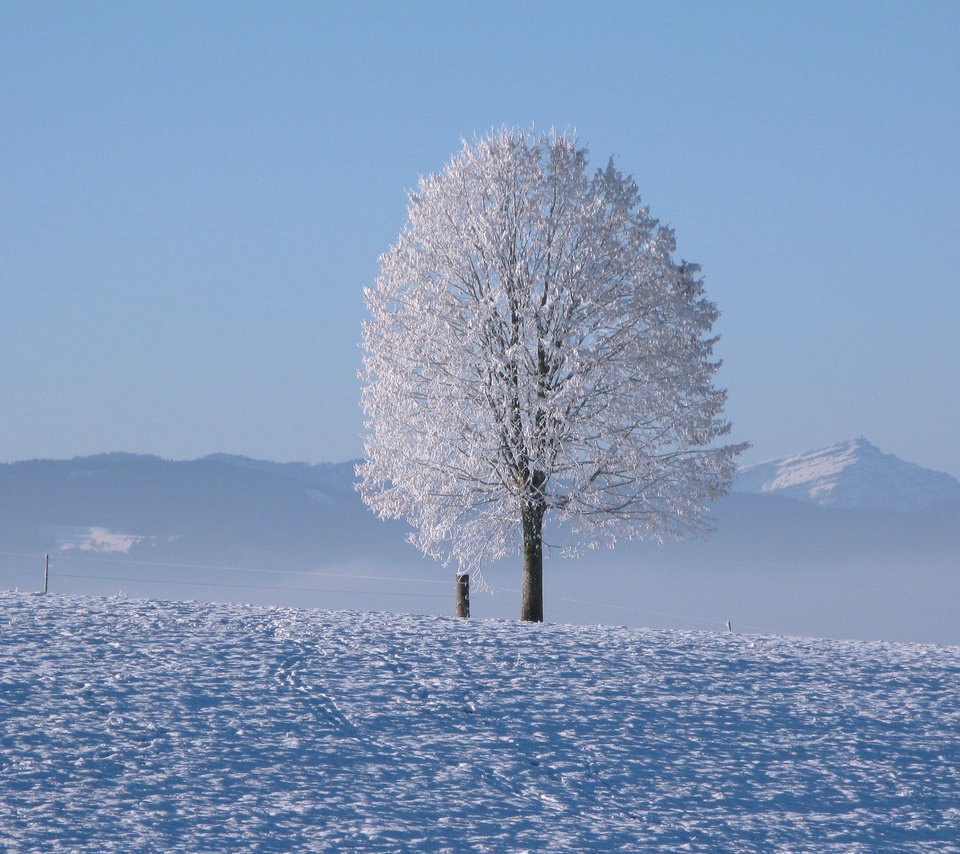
[
  {"left": 2, "top": 2, "right": 958, "bottom": 477},
  {"left": 2, "top": 437, "right": 958, "bottom": 644}
]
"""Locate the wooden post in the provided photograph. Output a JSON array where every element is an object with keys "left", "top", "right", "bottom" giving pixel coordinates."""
[
  {"left": 44, "top": 553, "right": 49, "bottom": 594},
  {"left": 456, "top": 573, "right": 470, "bottom": 618}
]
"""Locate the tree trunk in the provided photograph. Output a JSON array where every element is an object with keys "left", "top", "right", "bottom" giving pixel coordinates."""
[
  {"left": 520, "top": 502, "right": 545, "bottom": 622},
  {"left": 456, "top": 573, "right": 470, "bottom": 618}
]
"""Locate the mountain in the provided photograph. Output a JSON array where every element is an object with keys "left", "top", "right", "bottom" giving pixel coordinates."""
[
  {"left": 0, "top": 453, "right": 369, "bottom": 566},
  {"left": 734, "top": 438, "right": 960, "bottom": 511},
  {"left": 1, "top": 444, "right": 958, "bottom": 644}
]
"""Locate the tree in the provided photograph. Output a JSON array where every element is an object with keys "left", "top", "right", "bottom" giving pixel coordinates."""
[{"left": 358, "top": 129, "right": 745, "bottom": 622}]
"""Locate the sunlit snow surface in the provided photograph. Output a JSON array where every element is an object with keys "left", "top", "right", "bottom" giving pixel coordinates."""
[{"left": 2, "top": 594, "right": 959, "bottom": 851}]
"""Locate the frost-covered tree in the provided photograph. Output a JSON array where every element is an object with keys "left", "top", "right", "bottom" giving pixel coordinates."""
[{"left": 358, "top": 129, "right": 745, "bottom": 622}]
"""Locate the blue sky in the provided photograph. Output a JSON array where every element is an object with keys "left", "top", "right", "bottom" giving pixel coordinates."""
[{"left": 2, "top": 1, "right": 958, "bottom": 476}]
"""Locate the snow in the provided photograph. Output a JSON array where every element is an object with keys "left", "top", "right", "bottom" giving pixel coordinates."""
[
  {"left": 47, "top": 526, "right": 149, "bottom": 554},
  {"left": 2, "top": 593, "right": 958, "bottom": 850},
  {"left": 735, "top": 438, "right": 960, "bottom": 511}
]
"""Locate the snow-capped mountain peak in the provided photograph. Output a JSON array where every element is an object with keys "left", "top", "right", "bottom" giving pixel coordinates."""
[{"left": 734, "top": 438, "right": 960, "bottom": 511}]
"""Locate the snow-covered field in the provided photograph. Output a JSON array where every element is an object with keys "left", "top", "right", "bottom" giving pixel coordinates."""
[{"left": 2, "top": 593, "right": 958, "bottom": 851}]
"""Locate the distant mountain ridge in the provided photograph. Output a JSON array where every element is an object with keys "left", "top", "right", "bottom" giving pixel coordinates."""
[
  {"left": 1, "top": 442, "right": 959, "bottom": 643},
  {"left": 733, "top": 438, "right": 960, "bottom": 512},
  {"left": 0, "top": 452, "right": 372, "bottom": 567},
  {"left": 200, "top": 454, "right": 359, "bottom": 490}
]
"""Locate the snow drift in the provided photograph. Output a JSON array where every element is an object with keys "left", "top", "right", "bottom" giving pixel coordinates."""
[{"left": 1, "top": 593, "right": 957, "bottom": 851}]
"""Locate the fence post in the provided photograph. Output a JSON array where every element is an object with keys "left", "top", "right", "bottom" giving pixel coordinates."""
[
  {"left": 44, "top": 553, "right": 49, "bottom": 594},
  {"left": 456, "top": 573, "right": 470, "bottom": 618}
]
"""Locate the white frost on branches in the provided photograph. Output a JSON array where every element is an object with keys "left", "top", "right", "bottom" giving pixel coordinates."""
[{"left": 358, "top": 129, "right": 745, "bottom": 573}]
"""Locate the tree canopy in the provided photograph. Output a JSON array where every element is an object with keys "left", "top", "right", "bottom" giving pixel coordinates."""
[{"left": 358, "top": 129, "right": 744, "bottom": 620}]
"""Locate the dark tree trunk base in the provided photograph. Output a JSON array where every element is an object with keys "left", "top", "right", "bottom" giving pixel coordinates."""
[{"left": 520, "top": 502, "right": 545, "bottom": 622}]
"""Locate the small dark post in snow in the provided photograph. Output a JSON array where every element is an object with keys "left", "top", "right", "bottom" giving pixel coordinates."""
[
  {"left": 43, "top": 553, "right": 49, "bottom": 594},
  {"left": 456, "top": 573, "right": 470, "bottom": 618},
  {"left": 726, "top": 620, "right": 732, "bottom": 633}
]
